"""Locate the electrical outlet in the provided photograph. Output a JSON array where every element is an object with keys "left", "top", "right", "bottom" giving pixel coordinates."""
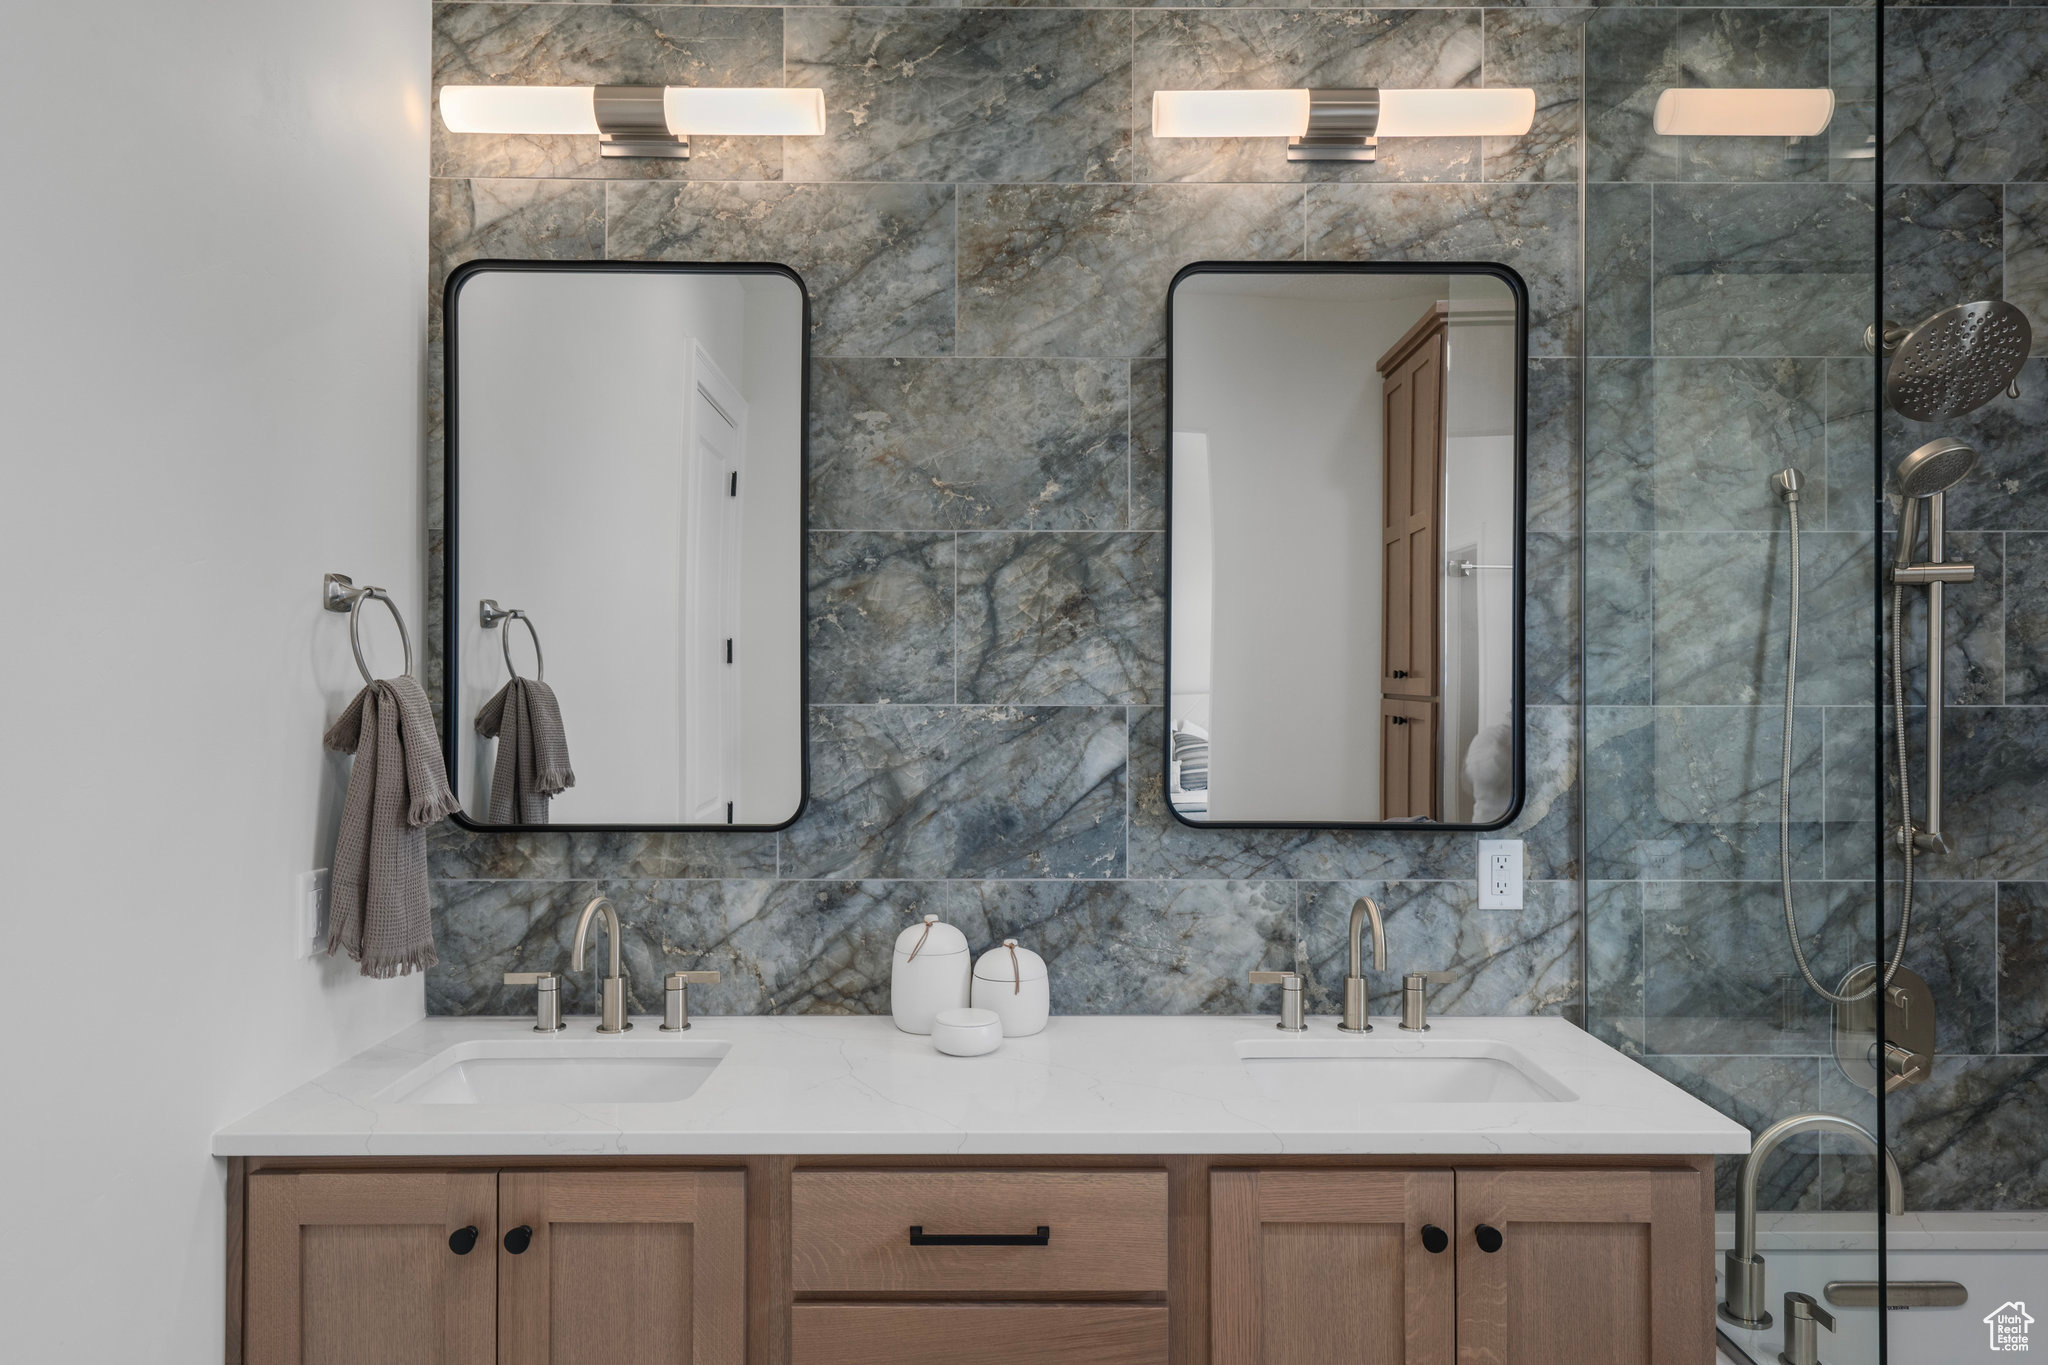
[
  {"left": 1478, "top": 839, "right": 1523, "bottom": 909},
  {"left": 297, "top": 869, "right": 330, "bottom": 959}
]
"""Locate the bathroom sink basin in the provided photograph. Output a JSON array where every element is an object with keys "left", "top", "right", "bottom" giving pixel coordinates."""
[
  {"left": 378, "top": 1038, "right": 730, "bottom": 1106},
  {"left": 1238, "top": 1038, "right": 1575, "bottom": 1105}
]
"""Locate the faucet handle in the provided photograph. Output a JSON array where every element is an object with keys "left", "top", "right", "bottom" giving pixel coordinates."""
[
  {"left": 661, "top": 969, "right": 721, "bottom": 1032},
  {"left": 666, "top": 970, "right": 721, "bottom": 986},
  {"left": 1400, "top": 970, "right": 1457, "bottom": 1032},
  {"left": 1780, "top": 1291, "right": 1835, "bottom": 1365},
  {"left": 503, "top": 970, "right": 565, "bottom": 1033},
  {"left": 1248, "top": 971, "right": 1307, "bottom": 1033}
]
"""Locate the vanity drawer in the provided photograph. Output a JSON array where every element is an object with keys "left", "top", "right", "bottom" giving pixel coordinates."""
[
  {"left": 793, "top": 1305, "right": 1169, "bottom": 1365},
  {"left": 791, "top": 1170, "right": 1168, "bottom": 1294}
]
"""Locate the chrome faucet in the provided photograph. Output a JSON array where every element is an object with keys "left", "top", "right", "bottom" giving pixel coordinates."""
[
  {"left": 571, "top": 896, "right": 632, "bottom": 1034},
  {"left": 1720, "top": 1113, "right": 1905, "bottom": 1329},
  {"left": 1340, "top": 897, "right": 1387, "bottom": 1033}
]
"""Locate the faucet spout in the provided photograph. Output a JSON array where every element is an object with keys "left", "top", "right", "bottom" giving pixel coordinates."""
[
  {"left": 1339, "top": 897, "right": 1387, "bottom": 1033},
  {"left": 572, "top": 896, "right": 623, "bottom": 978},
  {"left": 570, "top": 896, "right": 631, "bottom": 1033},
  {"left": 1721, "top": 1112, "right": 1905, "bottom": 1330}
]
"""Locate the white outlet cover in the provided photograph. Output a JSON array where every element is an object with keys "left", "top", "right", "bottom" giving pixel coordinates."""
[
  {"left": 1478, "top": 839, "right": 1523, "bottom": 909},
  {"left": 297, "top": 869, "right": 330, "bottom": 959}
]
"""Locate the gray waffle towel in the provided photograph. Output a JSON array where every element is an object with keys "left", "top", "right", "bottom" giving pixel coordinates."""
[
  {"left": 475, "top": 677, "right": 575, "bottom": 824},
  {"left": 323, "top": 675, "right": 459, "bottom": 977}
]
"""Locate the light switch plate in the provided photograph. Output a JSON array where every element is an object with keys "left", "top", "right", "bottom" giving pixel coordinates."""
[
  {"left": 297, "top": 869, "right": 330, "bottom": 959},
  {"left": 1478, "top": 839, "right": 1523, "bottom": 909}
]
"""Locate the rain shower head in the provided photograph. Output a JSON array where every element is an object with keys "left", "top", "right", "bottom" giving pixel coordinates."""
[
  {"left": 1879, "top": 300, "right": 2031, "bottom": 422},
  {"left": 1896, "top": 436, "right": 1980, "bottom": 498}
]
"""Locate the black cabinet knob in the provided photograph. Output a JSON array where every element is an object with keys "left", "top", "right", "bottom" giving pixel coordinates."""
[
  {"left": 504, "top": 1225, "right": 534, "bottom": 1255},
  {"left": 447, "top": 1225, "right": 479, "bottom": 1255},
  {"left": 1421, "top": 1225, "right": 1449, "bottom": 1254},
  {"left": 1392, "top": 670, "right": 1408, "bottom": 678},
  {"left": 1475, "top": 1224, "right": 1503, "bottom": 1253}
]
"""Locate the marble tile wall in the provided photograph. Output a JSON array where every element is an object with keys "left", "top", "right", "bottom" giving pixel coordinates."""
[
  {"left": 416, "top": 0, "right": 2040, "bottom": 1212},
  {"left": 422, "top": 1, "right": 1588, "bottom": 1039}
]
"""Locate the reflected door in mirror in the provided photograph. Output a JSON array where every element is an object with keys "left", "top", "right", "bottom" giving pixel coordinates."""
[
  {"left": 1167, "top": 266, "right": 1523, "bottom": 829},
  {"left": 447, "top": 263, "right": 807, "bottom": 830}
]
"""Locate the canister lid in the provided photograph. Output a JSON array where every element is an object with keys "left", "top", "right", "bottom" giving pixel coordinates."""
[
  {"left": 894, "top": 913, "right": 969, "bottom": 959},
  {"left": 972, "top": 937, "right": 1048, "bottom": 987}
]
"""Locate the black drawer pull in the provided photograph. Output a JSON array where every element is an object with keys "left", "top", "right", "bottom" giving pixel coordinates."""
[
  {"left": 503, "top": 1224, "right": 534, "bottom": 1255},
  {"left": 1421, "top": 1225, "right": 1449, "bottom": 1254},
  {"left": 909, "top": 1225, "right": 1051, "bottom": 1247},
  {"left": 447, "top": 1225, "right": 479, "bottom": 1256},
  {"left": 1475, "top": 1224, "right": 1503, "bottom": 1253}
]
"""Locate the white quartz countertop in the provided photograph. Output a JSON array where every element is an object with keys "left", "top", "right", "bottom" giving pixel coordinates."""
[{"left": 213, "top": 1014, "right": 1751, "bottom": 1158}]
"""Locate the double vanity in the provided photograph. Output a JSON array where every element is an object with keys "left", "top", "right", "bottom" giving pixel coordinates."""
[{"left": 218, "top": 1013, "right": 1746, "bottom": 1364}]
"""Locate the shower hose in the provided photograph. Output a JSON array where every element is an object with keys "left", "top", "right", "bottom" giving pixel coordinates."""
[{"left": 1780, "top": 491, "right": 1914, "bottom": 1005}]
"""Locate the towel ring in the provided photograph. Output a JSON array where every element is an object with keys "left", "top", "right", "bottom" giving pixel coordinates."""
[
  {"left": 480, "top": 600, "right": 545, "bottom": 682},
  {"left": 323, "top": 572, "right": 414, "bottom": 684}
]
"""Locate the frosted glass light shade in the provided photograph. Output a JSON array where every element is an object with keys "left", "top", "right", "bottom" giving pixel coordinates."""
[
  {"left": 664, "top": 87, "right": 825, "bottom": 136},
  {"left": 1376, "top": 88, "right": 1536, "bottom": 138},
  {"left": 1152, "top": 90, "right": 1311, "bottom": 139},
  {"left": 439, "top": 85, "right": 826, "bottom": 137},
  {"left": 1151, "top": 88, "right": 1537, "bottom": 139},
  {"left": 440, "top": 85, "right": 599, "bottom": 136},
  {"left": 1652, "top": 88, "right": 1835, "bottom": 137}
]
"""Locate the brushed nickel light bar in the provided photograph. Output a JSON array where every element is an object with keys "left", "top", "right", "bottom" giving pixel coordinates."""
[
  {"left": 440, "top": 84, "right": 826, "bottom": 159},
  {"left": 1150, "top": 87, "right": 1537, "bottom": 162}
]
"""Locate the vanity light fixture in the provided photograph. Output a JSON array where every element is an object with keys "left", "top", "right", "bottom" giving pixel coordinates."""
[
  {"left": 439, "top": 84, "right": 826, "bottom": 159},
  {"left": 1651, "top": 88, "right": 1835, "bottom": 138},
  {"left": 1150, "top": 87, "right": 1537, "bottom": 162}
]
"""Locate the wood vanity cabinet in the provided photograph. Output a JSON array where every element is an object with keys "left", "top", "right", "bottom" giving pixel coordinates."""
[
  {"left": 229, "top": 1156, "right": 1712, "bottom": 1365},
  {"left": 1209, "top": 1166, "right": 1711, "bottom": 1365},
  {"left": 244, "top": 1168, "right": 746, "bottom": 1365}
]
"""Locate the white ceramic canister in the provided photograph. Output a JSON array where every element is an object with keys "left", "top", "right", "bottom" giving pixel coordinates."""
[
  {"left": 891, "top": 913, "right": 971, "bottom": 1034},
  {"left": 970, "top": 938, "right": 1050, "bottom": 1037}
]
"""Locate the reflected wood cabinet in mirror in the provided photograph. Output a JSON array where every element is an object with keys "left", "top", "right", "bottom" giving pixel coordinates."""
[
  {"left": 1166, "top": 264, "right": 1527, "bottom": 830},
  {"left": 229, "top": 1154, "right": 1713, "bottom": 1365}
]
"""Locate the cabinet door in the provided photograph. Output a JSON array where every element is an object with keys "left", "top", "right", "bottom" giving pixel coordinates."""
[
  {"left": 1380, "top": 323, "right": 1444, "bottom": 702},
  {"left": 246, "top": 1171, "right": 496, "bottom": 1365},
  {"left": 1454, "top": 1168, "right": 1710, "bottom": 1365},
  {"left": 1380, "top": 699, "right": 1438, "bottom": 821},
  {"left": 1212, "top": 1169, "right": 1455, "bottom": 1365},
  {"left": 499, "top": 1170, "right": 746, "bottom": 1365}
]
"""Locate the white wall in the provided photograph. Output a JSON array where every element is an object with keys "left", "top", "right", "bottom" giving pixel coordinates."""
[
  {"left": 0, "top": 3, "right": 428, "bottom": 1360},
  {"left": 736, "top": 275, "right": 805, "bottom": 823},
  {"left": 1173, "top": 286, "right": 1439, "bottom": 822}
]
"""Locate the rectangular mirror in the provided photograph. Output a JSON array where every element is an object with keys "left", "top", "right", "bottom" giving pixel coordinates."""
[
  {"left": 445, "top": 261, "right": 807, "bottom": 831},
  {"left": 1166, "top": 263, "right": 1526, "bottom": 829}
]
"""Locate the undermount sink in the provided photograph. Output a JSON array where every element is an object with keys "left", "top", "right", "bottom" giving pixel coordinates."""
[
  {"left": 1238, "top": 1037, "right": 1576, "bottom": 1105},
  {"left": 378, "top": 1037, "right": 731, "bottom": 1106}
]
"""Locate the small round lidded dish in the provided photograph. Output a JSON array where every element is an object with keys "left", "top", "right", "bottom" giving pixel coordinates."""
[
  {"left": 930, "top": 1007, "right": 1004, "bottom": 1057},
  {"left": 970, "top": 938, "right": 1049, "bottom": 1037}
]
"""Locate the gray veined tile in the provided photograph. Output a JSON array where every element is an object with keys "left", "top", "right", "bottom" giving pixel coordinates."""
[
  {"left": 1306, "top": 183, "right": 1581, "bottom": 359},
  {"left": 1998, "top": 882, "right": 2048, "bottom": 1053},
  {"left": 957, "top": 184, "right": 1304, "bottom": 360},
  {"left": 947, "top": 880, "right": 1299, "bottom": 1015},
  {"left": 1887, "top": 529, "right": 2001, "bottom": 707},
  {"left": 1821, "top": 1056, "right": 2048, "bottom": 1212},
  {"left": 1884, "top": 185, "right": 2003, "bottom": 335},
  {"left": 1525, "top": 357, "right": 1582, "bottom": 535},
  {"left": 809, "top": 358, "right": 1129, "bottom": 531},
  {"left": 1132, "top": 10, "right": 1482, "bottom": 186},
  {"left": 2007, "top": 534, "right": 2048, "bottom": 703},
  {"left": 1914, "top": 708, "right": 2048, "bottom": 882},
  {"left": 428, "top": 179, "right": 607, "bottom": 328},
  {"left": 1127, "top": 705, "right": 1580, "bottom": 883},
  {"left": 1585, "top": 184, "right": 1651, "bottom": 359},
  {"left": 1651, "top": 184, "right": 1875, "bottom": 359},
  {"left": 1585, "top": 880, "right": 1645, "bottom": 1055},
  {"left": 1886, "top": 359, "right": 2048, "bottom": 533},
  {"left": 786, "top": 9, "right": 1131, "bottom": 185},
  {"left": 605, "top": 181, "right": 954, "bottom": 359},
  {"left": 1585, "top": 532, "right": 1651, "bottom": 707},
  {"left": 1821, "top": 703, "right": 1879, "bottom": 883},
  {"left": 1583, "top": 8, "right": 1680, "bottom": 186},
  {"left": 1642, "top": 878, "right": 1869, "bottom": 1057},
  {"left": 1481, "top": 9, "right": 1585, "bottom": 186},
  {"left": 1885, "top": 9, "right": 2048, "bottom": 186},
  {"left": 1669, "top": 9, "right": 1830, "bottom": 184},
  {"left": 1823, "top": 356, "right": 1878, "bottom": 535},
  {"left": 429, "top": 824, "right": 572, "bottom": 882},
  {"left": 2006, "top": 185, "right": 2048, "bottom": 360},
  {"left": 432, "top": 4, "right": 785, "bottom": 183},
  {"left": 1299, "top": 881, "right": 1581, "bottom": 1022},
  {"left": 1525, "top": 530, "right": 1580, "bottom": 709},
  {"left": 1651, "top": 530, "right": 1873, "bottom": 708},
  {"left": 783, "top": 705, "right": 1126, "bottom": 881},
  {"left": 1642, "top": 1055, "right": 1822, "bottom": 1212},
  {"left": 806, "top": 531, "right": 957, "bottom": 705},
  {"left": 562, "top": 831, "right": 780, "bottom": 881},
  {"left": 1586, "top": 706, "right": 1824, "bottom": 883},
  {"left": 1884, "top": 879, "right": 1999, "bottom": 1057},
  {"left": 956, "top": 531, "right": 1165, "bottom": 706},
  {"left": 1585, "top": 358, "right": 1653, "bottom": 533},
  {"left": 1130, "top": 359, "right": 1167, "bottom": 533},
  {"left": 1645, "top": 359, "right": 1828, "bottom": 533}
]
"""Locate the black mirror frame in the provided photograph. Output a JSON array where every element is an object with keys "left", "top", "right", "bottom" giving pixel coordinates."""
[
  {"left": 440, "top": 258, "right": 812, "bottom": 835},
  {"left": 1163, "top": 259, "right": 1530, "bottom": 833}
]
